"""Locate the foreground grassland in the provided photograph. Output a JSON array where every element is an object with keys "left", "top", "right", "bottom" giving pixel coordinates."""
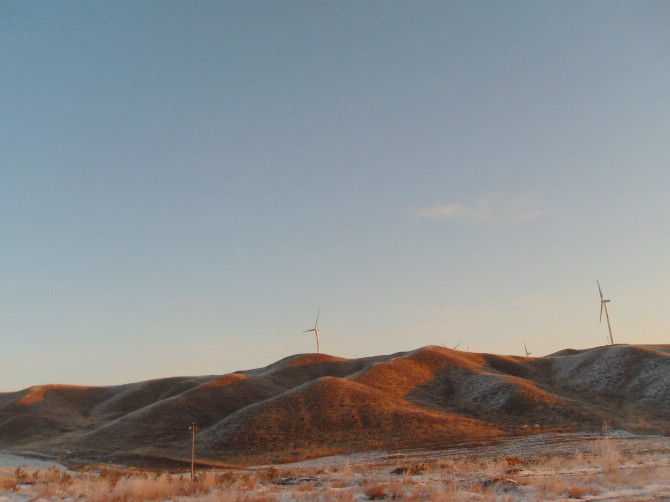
[{"left": 1, "top": 434, "right": 669, "bottom": 501}]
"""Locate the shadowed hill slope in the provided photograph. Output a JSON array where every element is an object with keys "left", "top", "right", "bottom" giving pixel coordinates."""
[
  {"left": 1, "top": 344, "right": 668, "bottom": 466},
  {"left": 198, "top": 375, "right": 504, "bottom": 463}
]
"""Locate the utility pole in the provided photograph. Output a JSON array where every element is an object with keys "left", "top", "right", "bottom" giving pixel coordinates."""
[
  {"left": 597, "top": 280, "right": 615, "bottom": 346},
  {"left": 188, "top": 422, "right": 198, "bottom": 482}
]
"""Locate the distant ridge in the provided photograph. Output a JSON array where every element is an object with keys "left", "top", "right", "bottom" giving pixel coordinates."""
[{"left": 1, "top": 344, "right": 668, "bottom": 466}]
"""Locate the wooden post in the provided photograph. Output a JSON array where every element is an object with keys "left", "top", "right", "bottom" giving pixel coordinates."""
[{"left": 188, "top": 422, "right": 198, "bottom": 482}]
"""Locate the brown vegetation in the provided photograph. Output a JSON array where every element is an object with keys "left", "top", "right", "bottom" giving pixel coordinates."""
[
  {"left": 2, "top": 434, "right": 669, "bottom": 501},
  {"left": 0, "top": 344, "right": 668, "bottom": 467}
]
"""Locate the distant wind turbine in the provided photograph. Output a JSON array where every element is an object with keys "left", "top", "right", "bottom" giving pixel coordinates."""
[
  {"left": 440, "top": 342, "right": 461, "bottom": 350},
  {"left": 524, "top": 342, "right": 531, "bottom": 357},
  {"left": 304, "top": 308, "right": 322, "bottom": 353},
  {"left": 597, "top": 279, "right": 614, "bottom": 345}
]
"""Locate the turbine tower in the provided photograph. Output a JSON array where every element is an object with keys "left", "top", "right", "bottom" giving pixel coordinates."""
[
  {"left": 524, "top": 342, "right": 531, "bottom": 357},
  {"left": 597, "top": 279, "right": 614, "bottom": 345},
  {"left": 304, "top": 308, "right": 322, "bottom": 353}
]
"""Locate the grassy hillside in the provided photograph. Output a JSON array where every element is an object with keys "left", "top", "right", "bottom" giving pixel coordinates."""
[{"left": 1, "top": 344, "right": 668, "bottom": 466}]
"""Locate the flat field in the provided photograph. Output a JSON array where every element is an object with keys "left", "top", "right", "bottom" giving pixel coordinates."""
[{"left": 2, "top": 432, "right": 669, "bottom": 501}]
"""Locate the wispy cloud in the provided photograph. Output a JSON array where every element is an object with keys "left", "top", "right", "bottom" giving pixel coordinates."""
[{"left": 416, "top": 193, "right": 545, "bottom": 228}]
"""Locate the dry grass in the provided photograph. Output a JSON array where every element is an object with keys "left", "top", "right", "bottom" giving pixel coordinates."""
[
  {"left": 2, "top": 435, "right": 670, "bottom": 501},
  {"left": 0, "top": 475, "right": 17, "bottom": 492},
  {"left": 3, "top": 344, "right": 670, "bottom": 468}
]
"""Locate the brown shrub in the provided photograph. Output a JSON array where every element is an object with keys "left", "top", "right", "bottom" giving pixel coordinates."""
[
  {"left": 215, "top": 470, "right": 239, "bottom": 487},
  {"left": 409, "top": 463, "right": 431, "bottom": 475},
  {"left": 364, "top": 484, "right": 388, "bottom": 500},
  {"left": 99, "top": 467, "right": 123, "bottom": 489},
  {"left": 14, "top": 467, "right": 28, "bottom": 483},
  {"left": 331, "top": 479, "right": 353, "bottom": 488},
  {"left": 504, "top": 456, "right": 526, "bottom": 467},
  {"left": 59, "top": 470, "right": 74, "bottom": 487},
  {"left": 567, "top": 485, "right": 585, "bottom": 499},
  {"left": 0, "top": 476, "right": 17, "bottom": 491},
  {"left": 239, "top": 472, "right": 258, "bottom": 490},
  {"left": 110, "top": 475, "right": 194, "bottom": 500},
  {"left": 256, "top": 466, "right": 281, "bottom": 484}
]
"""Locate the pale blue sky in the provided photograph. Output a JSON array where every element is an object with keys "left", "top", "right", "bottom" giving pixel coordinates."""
[{"left": 2, "top": 1, "right": 669, "bottom": 391}]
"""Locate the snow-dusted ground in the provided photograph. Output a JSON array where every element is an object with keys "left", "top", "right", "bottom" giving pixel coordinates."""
[
  {"left": 261, "top": 432, "right": 670, "bottom": 501},
  {"left": 1, "top": 433, "right": 669, "bottom": 500},
  {"left": 0, "top": 451, "right": 64, "bottom": 470},
  {"left": 272, "top": 430, "right": 655, "bottom": 470}
]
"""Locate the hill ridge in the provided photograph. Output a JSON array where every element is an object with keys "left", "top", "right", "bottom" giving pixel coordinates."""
[{"left": 1, "top": 344, "right": 668, "bottom": 466}]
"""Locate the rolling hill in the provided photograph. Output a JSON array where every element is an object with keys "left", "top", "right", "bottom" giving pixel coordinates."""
[{"left": 1, "top": 344, "right": 668, "bottom": 466}]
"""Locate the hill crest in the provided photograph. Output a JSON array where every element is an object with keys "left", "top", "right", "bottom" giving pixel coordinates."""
[{"left": 1, "top": 344, "right": 668, "bottom": 466}]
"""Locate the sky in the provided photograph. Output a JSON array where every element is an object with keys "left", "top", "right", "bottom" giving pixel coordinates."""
[{"left": 2, "top": 1, "right": 669, "bottom": 391}]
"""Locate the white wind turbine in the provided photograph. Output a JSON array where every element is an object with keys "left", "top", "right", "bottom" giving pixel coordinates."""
[
  {"left": 441, "top": 342, "right": 461, "bottom": 350},
  {"left": 597, "top": 279, "right": 614, "bottom": 345},
  {"left": 304, "top": 308, "right": 322, "bottom": 353},
  {"left": 524, "top": 342, "right": 531, "bottom": 357}
]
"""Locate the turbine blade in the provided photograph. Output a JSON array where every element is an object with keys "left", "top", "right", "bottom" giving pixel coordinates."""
[
  {"left": 314, "top": 308, "right": 320, "bottom": 329},
  {"left": 597, "top": 279, "right": 603, "bottom": 300},
  {"left": 304, "top": 329, "right": 314, "bottom": 333},
  {"left": 600, "top": 302, "right": 604, "bottom": 323}
]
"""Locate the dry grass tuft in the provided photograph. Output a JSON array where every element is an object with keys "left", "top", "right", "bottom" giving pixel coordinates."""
[
  {"left": 363, "top": 483, "right": 389, "bottom": 500},
  {"left": 566, "top": 484, "right": 601, "bottom": 498},
  {"left": 0, "top": 475, "right": 17, "bottom": 491},
  {"left": 597, "top": 432, "right": 624, "bottom": 473}
]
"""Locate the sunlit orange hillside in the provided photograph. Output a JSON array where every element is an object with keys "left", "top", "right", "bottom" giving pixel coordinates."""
[{"left": 1, "top": 344, "right": 668, "bottom": 467}]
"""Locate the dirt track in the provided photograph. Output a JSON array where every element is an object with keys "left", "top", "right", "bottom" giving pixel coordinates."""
[{"left": 271, "top": 431, "right": 670, "bottom": 470}]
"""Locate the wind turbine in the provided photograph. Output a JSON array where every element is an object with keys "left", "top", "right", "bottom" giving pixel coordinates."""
[
  {"left": 597, "top": 279, "right": 614, "bottom": 345},
  {"left": 440, "top": 342, "right": 461, "bottom": 350},
  {"left": 304, "top": 308, "right": 322, "bottom": 353},
  {"left": 524, "top": 342, "right": 531, "bottom": 357}
]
